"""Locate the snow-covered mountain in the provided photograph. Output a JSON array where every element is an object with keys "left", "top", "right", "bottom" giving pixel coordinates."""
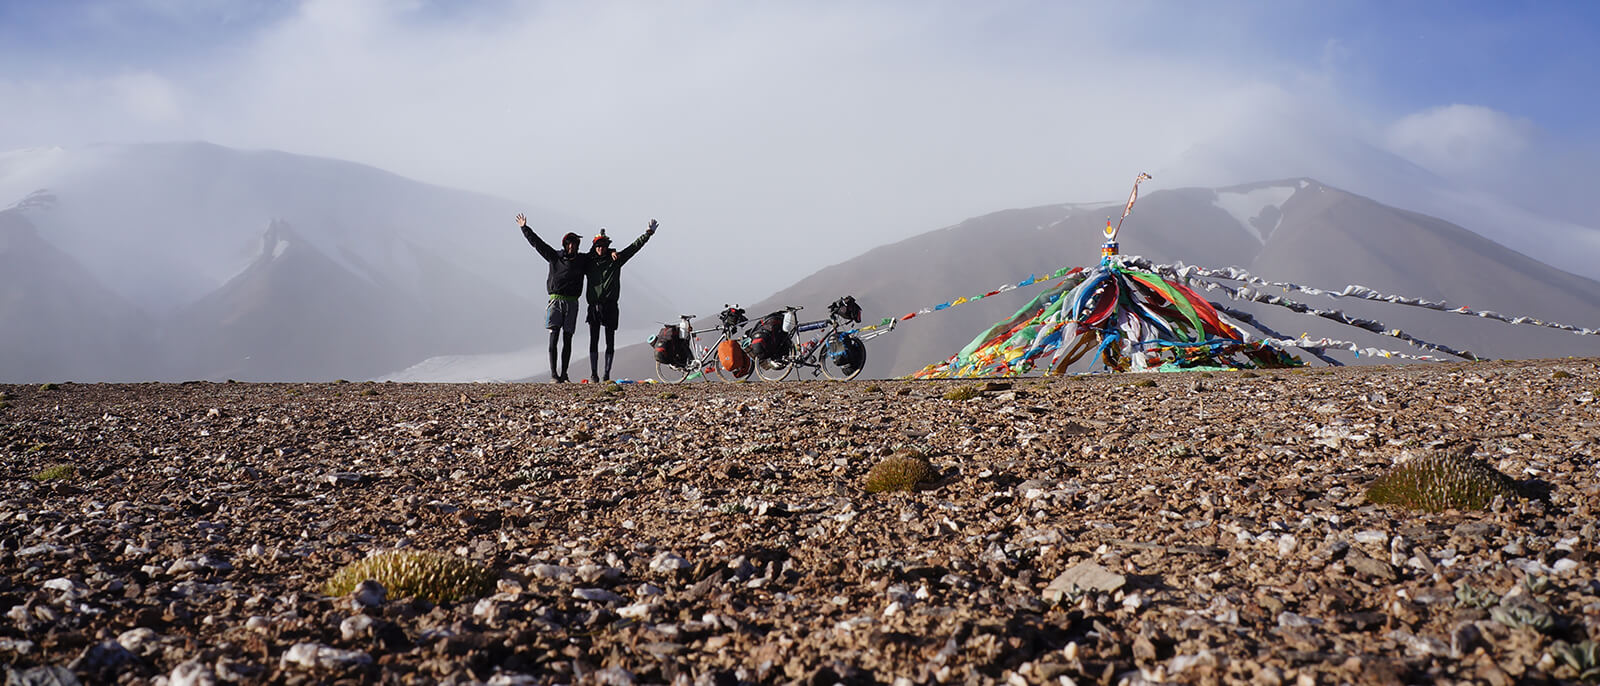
[
  {"left": 605, "top": 178, "right": 1600, "bottom": 380},
  {"left": 0, "top": 142, "right": 679, "bottom": 382}
]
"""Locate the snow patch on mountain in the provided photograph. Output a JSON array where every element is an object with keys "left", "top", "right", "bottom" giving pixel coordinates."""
[{"left": 1213, "top": 184, "right": 1297, "bottom": 243}]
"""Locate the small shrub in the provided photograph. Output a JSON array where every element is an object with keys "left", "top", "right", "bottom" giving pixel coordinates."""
[
  {"left": 1365, "top": 452, "right": 1520, "bottom": 512},
  {"left": 360, "top": 388, "right": 378, "bottom": 397},
  {"left": 943, "top": 385, "right": 980, "bottom": 402},
  {"left": 322, "top": 550, "right": 495, "bottom": 603},
  {"left": 32, "top": 464, "right": 75, "bottom": 482},
  {"left": 1551, "top": 370, "right": 1573, "bottom": 380},
  {"left": 39, "top": 382, "right": 58, "bottom": 391},
  {"left": 1131, "top": 378, "right": 1157, "bottom": 388},
  {"left": 659, "top": 392, "right": 678, "bottom": 400},
  {"left": 864, "top": 384, "right": 882, "bottom": 393},
  {"left": 1239, "top": 371, "right": 1259, "bottom": 379},
  {"left": 864, "top": 451, "right": 938, "bottom": 493}
]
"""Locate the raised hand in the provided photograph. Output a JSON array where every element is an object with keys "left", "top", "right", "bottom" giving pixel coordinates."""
[
  {"left": 647, "top": 218, "right": 658, "bottom": 234},
  {"left": 516, "top": 213, "right": 528, "bottom": 228}
]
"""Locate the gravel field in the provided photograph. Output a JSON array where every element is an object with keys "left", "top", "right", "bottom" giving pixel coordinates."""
[{"left": 2, "top": 358, "right": 1598, "bottom": 685}]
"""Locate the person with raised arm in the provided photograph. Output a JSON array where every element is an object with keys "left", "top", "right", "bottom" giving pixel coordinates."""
[
  {"left": 584, "top": 219, "right": 656, "bottom": 382},
  {"left": 517, "top": 213, "right": 591, "bottom": 382}
]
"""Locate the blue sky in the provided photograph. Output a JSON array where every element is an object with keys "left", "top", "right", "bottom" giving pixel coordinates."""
[{"left": 2, "top": 0, "right": 1598, "bottom": 289}]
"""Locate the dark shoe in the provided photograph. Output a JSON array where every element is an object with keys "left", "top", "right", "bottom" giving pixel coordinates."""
[
  {"left": 602, "top": 376, "right": 611, "bottom": 382},
  {"left": 590, "top": 375, "right": 600, "bottom": 383},
  {"left": 554, "top": 375, "right": 568, "bottom": 383}
]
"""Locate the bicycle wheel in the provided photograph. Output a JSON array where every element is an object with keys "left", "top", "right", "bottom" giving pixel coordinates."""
[
  {"left": 753, "top": 349, "right": 793, "bottom": 381},
  {"left": 819, "top": 335, "right": 866, "bottom": 381},
  {"left": 655, "top": 358, "right": 691, "bottom": 384}
]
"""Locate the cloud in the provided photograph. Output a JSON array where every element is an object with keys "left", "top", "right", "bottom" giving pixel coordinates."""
[
  {"left": 1, "top": 1, "right": 1596, "bottom": 301},
  {"left": 1383, "top": 104, "right": 1534, "bottom": 178}
]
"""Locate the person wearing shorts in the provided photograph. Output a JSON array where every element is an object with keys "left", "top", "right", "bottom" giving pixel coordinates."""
[
  {"left": 585, "top": 219, "right": 656, "bottom": 382},
  {"left": 518, "top": 213, "right": 591, "bottom": 382}
]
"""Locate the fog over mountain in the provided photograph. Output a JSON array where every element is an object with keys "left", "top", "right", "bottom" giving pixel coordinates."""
[
  {"left": 3, "top": 142, "right": 1597, "bottom": 383},
  {"left": 606, "top": 179, "right": 1600, "bottom": 381},
  {"left": 0, "top": 142, "right": 679, "bottom": 382}
]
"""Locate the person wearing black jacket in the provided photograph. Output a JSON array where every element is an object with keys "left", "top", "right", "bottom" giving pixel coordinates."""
[
  {"left": 518, "top": 213, "right": 591, "bottom": 382},
  {"left": 584, "top": 219, "right": 656, "bottom": 382}
]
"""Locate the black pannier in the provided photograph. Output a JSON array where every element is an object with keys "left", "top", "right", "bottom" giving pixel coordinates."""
[
  {"left": 653, "top": 324, "right": 691, "bottom": 365},
  {"left": 748, "top": 313, "right": 790, "bottom": 361}
]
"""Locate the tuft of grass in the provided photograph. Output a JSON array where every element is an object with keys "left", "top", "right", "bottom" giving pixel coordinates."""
[
  {"left": 1551, "top": 370, "right": 1573, "bottom": 380},
  {"left": 1365, "top": 452, "right": 1520, "bottom": 512},
  {"left": 360, "top": 388, "right": 378, "bottom": 397},
  {"left": 39, "top": 382, "right": 58, "bottom": 391},
  {"left": 943, "top": 385, "right": 980, "bottom": 402},
  {"left": 32, "top": 464, "right": 76, "bottom": 482},
  {"left": 1239, "top": 371, "right": 1259, "bottom": 379},
  {"left": 864, "top": 384, "right": 882, "bottom": 393},
  {"left": 659, "top": 391, "right": 678, "bottom": 400},
  {"left": 864, "top": 450, "right": 938, "bottom": 494},
  {"left": 1130, "top": 378, "right": 1157, "bottom": 388},
  {"left": 322, "top": 550, "right": 495, "bottom": 604}
]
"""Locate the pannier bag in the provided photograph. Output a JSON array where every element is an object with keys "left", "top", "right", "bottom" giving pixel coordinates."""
[
  {"left": 830, "top": 295, "right": 863, "bottom": 323},
  {"left": 831, "top": 336, "right": 866, "bottom": 375},
  {"left": 749, "top": 313, "right": 791, "bottom": 361},
  {"left": 653, "top": 324, "right": 691, "bottom": 366},
  {"left": 717, "top": 339, "right": 752, "bottom": 376}
]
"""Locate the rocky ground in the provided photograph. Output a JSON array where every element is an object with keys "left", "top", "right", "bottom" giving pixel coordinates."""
[{"left": 1, "top": 358, "right": 1598, "bottom": 685}]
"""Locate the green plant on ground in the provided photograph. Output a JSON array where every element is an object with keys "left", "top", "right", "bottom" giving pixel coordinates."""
[
  {"left": 1366, "top": 451, "right": 1520, "bottom": 512},
  {"left": 1454, "top": 582, "right": 1499, "bottom": 609},
  {"left": 1131, "top": 378, "right": 1157, "bottom": 388},
  {"left": 1239, "top": 371, "right": 1259, "bottom": 379},
  {"left": 1551, "top": 641, "right": 1600, "bottom": 682},
  {"left": 360, "top": 388, "right": 378, "bottom": 397},
  {"left": 32, "top": 464, "right": 76, "bottom": 482},
  {"left": 322, "top": 550, "right": 495, "bottom": 603},
  {"left": 659, "top": 391, "right": 678, "bottom": 400},
  {"left": 943, "top": 385, "right": 980, "bottom": 402},
  {"left": 864, "top": 450, "right": 938, "bottom": 494},
  {"left": 863, "top": 384, "right": 882, "bottom": 393},
  {"left": 39, "top": 382, "right": 58, "bottom": 391},
  {"left": 1551, "top": 370, "right": 1573, "bottom": 380}
]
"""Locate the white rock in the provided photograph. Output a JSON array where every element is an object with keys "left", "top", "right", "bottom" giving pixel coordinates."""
[
  {"left": 168, "top": 659, "right": 216, "bottom": 686},
  {"left": 245, "top": 616, "right": 271, "bottom": 632},
  {"left": 617, "top": 602, "right": 655, "bottom": 619},
  {"left": 117, "top": 627, "right": 160, "bottom": 655},
  {"left": 572, "top": 588, "right": 624, "bottom": 604},
  {"left": 42, "top": 578, "right": 82, "bottom": 593},
  {"left": 1043, "top": 563, "right": 1126, "bottom": 603},
  {"left": 1353, "top": 530, "right": 1388, "bottom": 545},
  {"left": 340, "top": 614, "right": 376, "bottom": 640},
  {"left": 531, "top": 564, "right": 577, "bottom": 582},
  {"left": 281, "top": 642, "right": 372, "bottom": 670},
  {"left": 350, "top": 580, "right": 386, "bottom": 608},
  {"left": 649, "top": 552, "right": 691, "bottom": 575}
]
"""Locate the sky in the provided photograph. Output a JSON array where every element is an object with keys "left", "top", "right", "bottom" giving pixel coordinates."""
[{"left": 2, "top": 0, "right": 1599, "bottom": 303}]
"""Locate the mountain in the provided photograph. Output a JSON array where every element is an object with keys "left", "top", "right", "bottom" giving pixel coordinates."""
[
  {"left": 606, "top": 178, "right": 1600, "bottom": 380},
  {"left": 0, "top": 142, "right": 679, "bottom": 382},
  {"left": 0, "top": 195, "right": 160, "bottom": 381}
]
